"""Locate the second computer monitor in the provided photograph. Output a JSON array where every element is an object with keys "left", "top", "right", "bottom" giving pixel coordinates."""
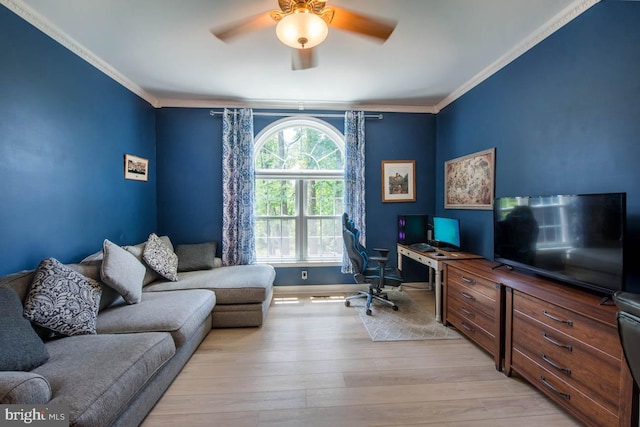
[{"left": 433, "top": 217, "right": 461, "bottom": 250}]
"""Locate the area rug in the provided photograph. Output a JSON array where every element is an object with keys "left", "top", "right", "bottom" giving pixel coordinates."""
[{"left": 351, "top": 291, "right": 461, "bottom": 342}]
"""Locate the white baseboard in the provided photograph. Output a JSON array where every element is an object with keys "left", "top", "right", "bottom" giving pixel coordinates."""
[{"left": 273, "top": 282, "right": 431, "bottom": 295}]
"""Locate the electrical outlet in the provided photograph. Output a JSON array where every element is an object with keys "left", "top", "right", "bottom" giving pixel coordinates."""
[{"left": 301, "top": 270, "right": 308, "bottom": 280}]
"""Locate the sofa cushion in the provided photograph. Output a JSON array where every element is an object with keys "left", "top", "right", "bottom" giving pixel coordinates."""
[
  {"left": 101, "top": 239, "right": 146, "bottom": 304},
  {"left": 0, "top": 372, "right": 51, "bottom": 404},
  {"left": 23, "top": 258, "right": 102, "bottom": 337},
  {"left": 32, "top": 332, "right": 175, "bottom": 427},
  {"left": 143, "top": 233, "right": 178, "bottom": 281},
  {"left": 175, "top": 241, "right": 217, "bottom": 272},
  {"left": 97, "top": 289, "right": 215, "bottom": 348},
  {"left": 0, "top": 287, "right": 49, "bottom": 371},
  {"left": 144, "top": 264, "right": 275, "bottom": 304},
  {"left": 0, "top": 270, "right": 34, "bottom": 302}
]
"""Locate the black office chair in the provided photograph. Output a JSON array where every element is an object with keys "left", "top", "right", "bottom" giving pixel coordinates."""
[
  {"left": 613, "top": 291, "right": 640, "bottom": 387},
  {"left": 342, "top": 213, "right": 403, "bottom": 315}
]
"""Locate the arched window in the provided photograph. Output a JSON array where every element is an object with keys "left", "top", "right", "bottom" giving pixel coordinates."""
[{"left": 254, "top": 117, "right": 345, "bottom": 263}]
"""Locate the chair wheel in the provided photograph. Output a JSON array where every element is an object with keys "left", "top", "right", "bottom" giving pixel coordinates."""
[
  {"left": 345, "top": 300, "right": 351, "bottom": 307},
  {"left": 392, "top": 305, "right": 399, "bottom": 311},
  {"left": 366, "top": 309, "right": 372, "bottom": 315}
]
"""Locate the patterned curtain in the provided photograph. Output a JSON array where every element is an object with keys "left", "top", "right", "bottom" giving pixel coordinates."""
[
  {"left": 222, "top": 108, "right": 256, "bottom": 265},
  {"left": 342, "top": 111, "right": 366, "bottom": 273}
]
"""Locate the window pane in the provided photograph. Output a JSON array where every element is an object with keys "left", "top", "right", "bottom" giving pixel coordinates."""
[
  {"left": 255, "top": 218, "right": 296, "bottom": 260},
  {"left": 255, "top": 179, "right": 296, "bottom": 216},
  {"left": 256, "top": 126, "right": 344, "bottom": 171},
  {"left": 306, "top": 180, "right": 344, "bottom": 216},
  {"left": 307, "top": 217, "right": 343, "bottom": 259}
]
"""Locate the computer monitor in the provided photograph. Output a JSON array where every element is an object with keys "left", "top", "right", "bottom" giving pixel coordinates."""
[
  {"left": 397, "top": 214, "right": 429, "bottom": 245},
  {"left": 433, "top": 217, "right": 461, "bottom": 250}
]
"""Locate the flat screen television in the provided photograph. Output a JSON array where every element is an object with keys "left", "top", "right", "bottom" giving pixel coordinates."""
[
  {"left": 493, "top": 192, "right": 626, "bottom": 295},
  {"left": 433, "top": 217, "right": 461, "bottom": 250}
]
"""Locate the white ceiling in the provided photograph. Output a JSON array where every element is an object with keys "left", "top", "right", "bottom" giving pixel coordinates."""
[{"left": 7, "top": 0, "right": 595, "bottom": 112}]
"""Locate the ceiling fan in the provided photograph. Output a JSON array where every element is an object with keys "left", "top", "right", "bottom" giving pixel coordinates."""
[{"left": 211, "top": 0, "right": 397, "bottom": 70}]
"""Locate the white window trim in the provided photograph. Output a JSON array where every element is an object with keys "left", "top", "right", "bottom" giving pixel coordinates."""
[{"left": 254, "top": 116, "right": 346, "bottom": 265}]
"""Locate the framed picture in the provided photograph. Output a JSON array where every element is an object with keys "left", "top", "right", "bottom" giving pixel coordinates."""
[
  {"left": 444, "top": 148, "right": 495, "bottom": 209},
  {"left": 124, "top": 154, "right": 149, "bottom": 181},
  {"left": 382, "top": 160, "right": 416, "bottom": 202}
]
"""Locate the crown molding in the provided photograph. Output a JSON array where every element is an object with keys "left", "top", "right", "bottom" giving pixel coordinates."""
[
  {"left": 434, "top": 0, "right": 600, "bottom": 113},
  {"left": 1, "top": 0, "right": 160, "bottom": 107},
  {"left": 3, "top": 0, "right": 596, "bottom": 115}
]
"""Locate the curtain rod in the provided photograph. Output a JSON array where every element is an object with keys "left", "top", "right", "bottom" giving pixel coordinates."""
[{"left": 209, "top": 110, "right": 383, "bottom": 120}]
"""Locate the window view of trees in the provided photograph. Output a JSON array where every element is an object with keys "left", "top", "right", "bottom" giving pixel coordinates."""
[{"left": 255, "top": 119, "right": 345, "bottom": 262}]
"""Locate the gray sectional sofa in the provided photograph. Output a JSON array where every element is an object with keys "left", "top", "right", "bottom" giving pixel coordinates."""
[{"left": 0, "top": 236, "right": 275, "bottom": 426}]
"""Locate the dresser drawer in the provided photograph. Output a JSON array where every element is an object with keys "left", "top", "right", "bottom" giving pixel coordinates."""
[
  {"left": 448, "top": 278, "right": 496, "bottom": 315},
  {"left": 447, "top": 309, "right": 495, "bottom": 355},
  {"left": 512, "top": 311, "right": 620, "bottom": 413},
  {"left": 513, "top": 291, "right": 621, "bottom": 358},
  {"left": 447, "top": 266, "right": 498, "bottom": 301},
  {"left": 512, "top": 349, "right": 617, "bottom": 427},
  {"left": 448, "top": 286, "right": 496, "bottom": 334}
]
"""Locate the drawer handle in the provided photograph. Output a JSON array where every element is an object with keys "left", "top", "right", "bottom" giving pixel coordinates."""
[
  {"left": 541, "top": 354, "right": 572, "bottom": 375},
  {"left": 461, "top": 307, "right": 475, "bottom": 318},
  {"left": 540, "top": 376, "right": 571, "bottom": 400},
  {"left": 460, "top": 292, "right": 476, "bottom": 301},
  {"left": 542, "top": 310, "right": 573, "bottom": 326},
  {"left": 542, "top": 333, "right": 573, "bottom": 352},
  {"left": 461, "top": 276, "right": 476, "bottom": 285},
  {"left": 461, "top": 321, "right": 475, "bottom": 332}
]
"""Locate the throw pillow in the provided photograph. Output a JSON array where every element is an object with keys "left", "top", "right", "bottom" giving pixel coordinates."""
[
  {"left": 67, "top": 262, "right": 121, "bottom": 311},
  {"left": 0, "top": 287, "right": 50, "bottom": 371},
  {"left": 175, "top": 241, "right": 217, "bottom": 272},
  {"left": 80, "top": 249, "right": 103, "bottom": 263},
  {"left": 23, "top": 258, "right": 102, "bottom": 337},
  {"left": 101, "top": 239, "right": 146, "bottom": 304},
  {"left": 123, "top": 242, "right": 162, "bottom": 285},
  {"left": 143, "top": 233, "right": 178, "bottom": 281}
]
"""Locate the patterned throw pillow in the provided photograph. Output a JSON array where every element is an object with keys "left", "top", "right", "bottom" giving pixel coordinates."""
[
  {"left": 23, "top": 258, "right": 102, "bottom": 336},
  {"left": 143, "top": 233, "right": 178, "bottom": 281}
]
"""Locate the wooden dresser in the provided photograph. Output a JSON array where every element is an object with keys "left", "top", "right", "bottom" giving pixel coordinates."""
[
  {"left": 443, "top": 259, "right": 637, "bottom": 427},
  {"left": 443, "top": 259, "right": 504, "bottom": 370}
]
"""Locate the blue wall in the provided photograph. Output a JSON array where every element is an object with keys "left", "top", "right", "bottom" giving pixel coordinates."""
[
  {"left": 156, "top": 109, "right": 436, "bottom": 285},
  {"left": 0, "top": 6, "right": 157, "bottom": 276},
  {"left": 436, "top": 1, "right": 640, "bottom": 290},
  {"left": 4, "top": 1, "right": 638, "bottom": 291}
]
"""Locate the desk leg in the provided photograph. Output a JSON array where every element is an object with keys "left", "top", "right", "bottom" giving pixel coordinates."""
[
  {"left": 397, "top": 251, "right": 403, "bottom": 271},
  {"left": 434, "top": 267, "right": 442, "bottom": 323}
]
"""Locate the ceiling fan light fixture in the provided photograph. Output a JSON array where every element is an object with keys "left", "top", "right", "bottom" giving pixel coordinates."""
[{"left": 276, "top": 11, "right": 328, "bottom": 49}]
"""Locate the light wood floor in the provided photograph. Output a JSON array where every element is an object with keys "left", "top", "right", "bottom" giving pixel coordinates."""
[{"left": 142, "top": 288, "right": 582, "bottom": 427}]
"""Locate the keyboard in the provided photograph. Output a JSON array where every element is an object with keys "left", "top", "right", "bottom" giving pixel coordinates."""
[
  {"left": 428, "top": 240, "right": 460, "bottom": 252},
  {"left": 408, "top": 242, "right": 435, "bottom": 252}
]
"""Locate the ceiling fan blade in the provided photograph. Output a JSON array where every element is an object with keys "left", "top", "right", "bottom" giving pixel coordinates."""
[
  {"left": 328, "top": 6, "right": 396, "bottom": 42},
  {"left": 211, "top": 11, "right": 275, "bottom": 42},
  {"left": 292, "top": 47, "right": 316, "bottom": 70}
]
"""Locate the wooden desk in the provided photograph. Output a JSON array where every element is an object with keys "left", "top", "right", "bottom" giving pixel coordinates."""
[{"left": 397, "top": 244, "right": 483, "bottom": 322}]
